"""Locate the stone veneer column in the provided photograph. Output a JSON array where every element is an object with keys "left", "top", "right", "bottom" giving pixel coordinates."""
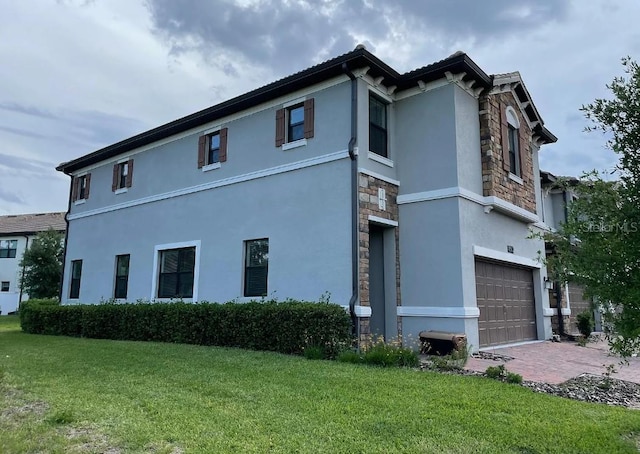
[{"left": 357, "top": 173, "right": 401, "bottom": 345}]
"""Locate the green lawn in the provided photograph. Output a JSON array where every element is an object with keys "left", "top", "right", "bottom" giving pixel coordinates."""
[{"left": 1, "top": 315, "right": 639, "bottom": 453}]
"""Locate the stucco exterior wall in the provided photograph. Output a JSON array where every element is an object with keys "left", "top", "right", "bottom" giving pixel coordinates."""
[
  {"left": 0, "top": 235, "right": 32, "bottom": 314},
  {"left": 62, "top": 159, "right": 352, "bottom": 304}
]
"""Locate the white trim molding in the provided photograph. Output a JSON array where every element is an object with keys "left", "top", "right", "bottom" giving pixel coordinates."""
[
  {"left": 281, "top": 138, "right": 307, "bottom": 151},
  {"left": 368, "top": 152, "right": 394, "bottom": 168},
  {"left": 354, "top": 305, "right": 372, "bottom": 317},
  {"left": 561, "top": 308, "right": 571, "bottom": 316},
  {"left": 68, "top": 150, "right": 350, "bottom": 221},
  {"left": 473, "top": 245, "right": 541, "bottom": 269},
  {"left": 368, "top": 215, "right": 398, "bottom": 227},
  {"left": 542, "top": 308, "right": 555, "bottom": 317},
  {"left": 397, "top": 306, "right": 480, "bottom": 319},
  {"left": 150, "top": 240, "right": 201, "bottom": 302},
  {"left": 202, "top": 162, "right": 221, "bottom": 172},
  {"left": 397, "top": 186, "right": 540, "bottom": 224},
  {"left": 358, "top": 168, "right": 400, "bottom": 186}
]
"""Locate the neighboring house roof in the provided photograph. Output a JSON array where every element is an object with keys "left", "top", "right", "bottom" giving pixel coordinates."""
[
  {"left": 56, "top": 46, "right": 554, "bottom": 174},
  {"left": 0, "top": 212, "right": 66, "bottom": 236}
]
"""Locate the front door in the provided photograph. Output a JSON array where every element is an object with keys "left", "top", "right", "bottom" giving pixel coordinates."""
[{"left": 369, "top": 225, "right": 386, "bottom": 338}]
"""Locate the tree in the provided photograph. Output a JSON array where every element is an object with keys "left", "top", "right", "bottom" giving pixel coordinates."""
[
  {"left": 20, "top": 229, "right": 64, "bottom": 300},
  {"left": 547, "top": 58, "right": 640, "bottom": 357}
]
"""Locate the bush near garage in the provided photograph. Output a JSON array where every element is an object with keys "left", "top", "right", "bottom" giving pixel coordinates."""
[{"left": 19, "top": 299, "right": 352, "bottom": 358}]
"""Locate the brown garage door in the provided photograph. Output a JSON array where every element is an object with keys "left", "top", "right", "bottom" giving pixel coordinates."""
[{"left": 475, "top": 260, "right": 537, "bottom": 347}]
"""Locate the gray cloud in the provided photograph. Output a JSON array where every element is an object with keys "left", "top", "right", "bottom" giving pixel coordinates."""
[
  {"left": 0, "top": 187, "right": 25, "bottom": 206},
  {"left": 145, "top": 0, "right": 568, "bottom": 73},
  {"left": 0, "top": 102, "right": 58, "bottom": 120}
]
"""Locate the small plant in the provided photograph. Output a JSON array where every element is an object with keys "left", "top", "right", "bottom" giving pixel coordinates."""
[
  {"left": 337, "top": 349, "right": 362, "bottom": 364},
  {"left": 576, "top": 335, "right": 588, "bottom": 347},
  {"left": 576, "top": 310, "right": 594, "bottom": 338},
  {"left": 303, "top": 345, "right": 325, "bottom": 360},
  {"left": 505, "top": 372, "right": 523, "bottom": 384},
  {"left": 485, "top": 365, "right": 506, "bottom": 380}
]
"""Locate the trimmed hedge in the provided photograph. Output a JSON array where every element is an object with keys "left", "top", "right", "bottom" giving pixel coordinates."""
[{"left": 20, "top": 300, "right": 352, "bottom": 357}]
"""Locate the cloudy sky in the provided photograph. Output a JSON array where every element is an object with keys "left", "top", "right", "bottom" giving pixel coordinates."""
[{"left": 1, "top": 0, "right": 639, "bottom": 215}]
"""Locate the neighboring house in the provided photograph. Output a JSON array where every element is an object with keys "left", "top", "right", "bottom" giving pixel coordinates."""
[
  {"left": 56, "top": 46, "right": 558, "bottom": 349},
  {"left": 539, "top": 171, "right": 598, "bottom": 335},
  {"left": 0, "top": 212, "right": 66, "bottom": 314}
]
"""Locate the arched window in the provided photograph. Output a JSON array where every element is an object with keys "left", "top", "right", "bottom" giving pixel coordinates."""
[{"left": 504, "top": 106, "right": 521, "bottom": 177}]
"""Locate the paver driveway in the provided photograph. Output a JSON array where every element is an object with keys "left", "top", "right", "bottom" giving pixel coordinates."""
[{"left": 465, "top": 336, "right": 640, "bottom": 384}]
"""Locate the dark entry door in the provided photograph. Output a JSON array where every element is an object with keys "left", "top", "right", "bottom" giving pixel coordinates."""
[{"left": 369, "top": 225, "right": 386, "bottom": 338}]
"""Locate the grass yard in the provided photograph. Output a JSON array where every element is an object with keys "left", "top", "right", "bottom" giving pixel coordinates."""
[{"left": 1, "top": 315, "right": 639, "bottom": 453}]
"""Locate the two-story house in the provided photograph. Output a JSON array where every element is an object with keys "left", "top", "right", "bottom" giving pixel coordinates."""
[
  {"left": 56, "top": 46, "right": 557, "bottom": 349},
  {"left": 0, "top": 212, "right": 66, "bottom": 315}
]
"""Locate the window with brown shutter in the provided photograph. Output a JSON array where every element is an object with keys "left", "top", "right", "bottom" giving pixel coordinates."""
[
  {"left": 199, "top": 128, "right": 228, "bottom": 168},
  {"left": 73, "top": 174, "right": 90, "bottom": 202},
  {"left": 276, "top": 98, "right": 315, "bottom": 147},
  {"left": 113, "top": 161, "right": 132, "bottom": 191}
]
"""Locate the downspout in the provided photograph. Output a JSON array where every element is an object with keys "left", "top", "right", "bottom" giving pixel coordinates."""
[
  {"left": 342, "top": 62, "right": 359, "bottom": 339},
  {"left": 18, "top": 235, "right": 29, "bottom": 309},
  {"left": 58, "top": 174, "right": 74, "bottom": 303}
]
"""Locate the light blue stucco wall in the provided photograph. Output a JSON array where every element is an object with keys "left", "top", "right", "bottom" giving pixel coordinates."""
[
  {"left": 62, "top": 159, "right": 352, "bottom": 304},
  {"left": 62, "top": 79, "right": 355, "bottom": 305}
]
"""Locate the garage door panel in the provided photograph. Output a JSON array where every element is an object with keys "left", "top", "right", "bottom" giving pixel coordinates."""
[{"left": 476, "top": 259, "right": 537, "bottom": 347}]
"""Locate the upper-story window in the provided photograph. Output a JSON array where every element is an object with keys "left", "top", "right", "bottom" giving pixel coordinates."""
[
  {"left": 0, "top": 240, "right": 17, "bottom": 258},
  {"left": 112, "top": 159, "right": 134, "bottom": 192},
  {"left": 502, "top": 105, "right": 522, "bottom": 178},
  {"left": 275, "top": 98, "right": 314, "bottom": 148},
  {"left": 1, "top": 281, "right": 9, "bottom": 292},
  {"left": 72, "top": 174, "right": 91, "bottom": 203},
  {"left": 198, "top": 128, "right": 228, "bottom": 170},
  {"left": 369, "top": 93, "right": 388, "bottom": 158}
]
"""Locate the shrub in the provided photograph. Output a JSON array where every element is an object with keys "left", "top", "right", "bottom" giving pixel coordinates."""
[
  {"left": 20, "top": 299, "right": 352, "bottom": 357},
  {"left": 361, "top": 339, "right": 419, "bottom": 368},
  {"left": 485, "top": 365, "right": 506, "bottom": 380},
  {"left": 337, "top": 349, "right": 362, "bottom": 364},
  {"left": 303, "top": 345, "right": 325, "bottom": 360},
  {"left": 505, "top": 372, "right": 523, "bottom": 384},
  {"left": 576, "top": 311, "right": 595, "bottom": 338}
]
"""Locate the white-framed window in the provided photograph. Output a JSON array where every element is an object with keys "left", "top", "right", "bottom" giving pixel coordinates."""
[
  {"left": 243, "top": 238, "right": 269, "bottom": 297},
  {"left": 0, "top": 240, "right": 17, "bottom": 258},
  {"left": 151, "top": 240, "right": 201, "bottom": 300},
  {"left": 369, "top": 92, "right": 389, "bottom": 158},
  {"left": 1, "top": 281, "right": 9, "bottom": 292},
  {"left": 275, "top": 98, "right": 314, "bottom": 149}
]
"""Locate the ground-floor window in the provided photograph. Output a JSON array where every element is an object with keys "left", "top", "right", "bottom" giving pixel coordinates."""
[
  {"left": 70, "top": 260, "right": 82, "bottom": 299},
  {"left": 114, "top": 254, "right": 130, "bottom": 299},
  {"left": 158, "top": 247, "right": 195, "bottom": 299},
  {"left": 1, "top": 281, "right": 9, "bottom": 292},
  {"left": 244, "top": 239, "right": 269, "bottom": 297}
]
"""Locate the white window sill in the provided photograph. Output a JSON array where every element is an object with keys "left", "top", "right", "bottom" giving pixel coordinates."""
[
  {"left": 154, "top": 298, "right": 194, "bottom": 303},
  {"left": 368, "top": 151, "right": 394, "bottom": 168},
  {"left": 282, "top": 139, "right": 307, "bottom": 151},
  {"left": 73, "top": 199, "right": 86, "bottom": 206},
  {"left": 202, "top": 162, "right": 221, "bottom": 172},
  {"left": 509, "top": 173, "right": 524, "bottom": 185},
  {"left": 115, "top": 187, "right": 128, "bottom": 195}
]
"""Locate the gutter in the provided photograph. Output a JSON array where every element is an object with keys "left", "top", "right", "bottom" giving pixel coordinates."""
[
  {"left": 342, "top": 62, "right": 359, "bottom": 340},
  {"left": 58, "top": 176, "right": 74, "bottom": 303}
]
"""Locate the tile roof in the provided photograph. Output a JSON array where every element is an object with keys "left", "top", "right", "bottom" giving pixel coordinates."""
[{"left": 0, "top": 212, "right": 66, "bottom": 235}]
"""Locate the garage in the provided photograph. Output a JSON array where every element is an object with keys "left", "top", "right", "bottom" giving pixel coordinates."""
[{"left": 475, "top": 260, "right": 537, "bottom": 347}]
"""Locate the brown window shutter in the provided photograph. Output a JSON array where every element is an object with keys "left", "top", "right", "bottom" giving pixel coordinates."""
[
  {"left": 501, "top": 104, "right": 511, "bottom": 171},
  {"left": 71, "top": 177, "right": 79, "bottom": 202},
  {"left": 85, "top": 173, "right": 91, "bottom": 199},
  {"left": 198, "top": 135, "right": 206, "bottom": 168},
  {"left": 219, "top": 128, "right": 228, "bottom": 162},
  {"left": 126, "top": 159, "right": 134, "bottom": 188},
  {"left": 275, "top": 108, "right": 285, "bottom": 147},
  {"left": 304, "top": 98, "right": 315, "bottom": 139},
  {"left": 112, "top": 163, "right": 119, "bottom": 191}
]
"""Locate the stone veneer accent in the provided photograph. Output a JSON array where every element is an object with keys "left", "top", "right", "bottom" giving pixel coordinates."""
[
  {"left": 358, "top": 173, "right": 401, "bottom": 344},
  {"left": 548, "top": 287, "right": 569, "bottom": 335},
  {"left": 479, "top": 91, "right": 537, "bottom": 214}
]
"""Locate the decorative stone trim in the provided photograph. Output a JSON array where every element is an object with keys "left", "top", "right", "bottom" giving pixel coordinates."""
[{"left": 358, "top": 173, "right": 401, "bottom": 344}]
